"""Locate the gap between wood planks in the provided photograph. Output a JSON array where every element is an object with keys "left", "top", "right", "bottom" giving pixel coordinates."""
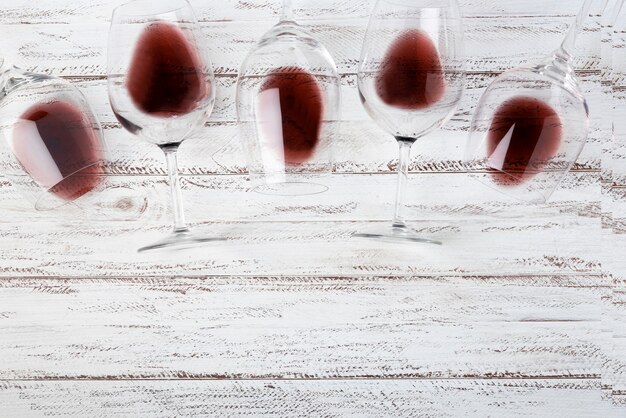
[
  {"left": 0, "top": 375, "right": 601, "bottom": 382},
  {"left": 0, "top": 274, "right": 606, "bottom": 284}
]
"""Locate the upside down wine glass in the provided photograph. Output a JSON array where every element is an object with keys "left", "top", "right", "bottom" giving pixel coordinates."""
[
  {"left": 355, "top": 0, "right": 465, "bottom": 244},
  {"left": 465, "top": 0, "right": 595, "bottom": 203},
  {"left": 236, "top": 0, "right": 341, "bottom": 195},
  {"left": 107, "top": 0, "right": 219, "bottom": 252}
]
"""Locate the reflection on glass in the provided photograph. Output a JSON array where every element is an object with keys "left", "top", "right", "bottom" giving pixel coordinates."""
[
  {"left": 107, "top": 0, "right": 219, "bottom": 252},
  {"left": 354, "top": 0, "right": 465, "bottom": 245},
  {"left": 12, "top": 101, "right": 104, "bottom": 201},
  {"left": 0, "top": 59, "right": 107, "bottom": 210},
  {"left": 236, "top": 0, "right": 340, "bottom": 196},
  {"left": 465, "top": 0, "right": 602, "bottom": 203}
]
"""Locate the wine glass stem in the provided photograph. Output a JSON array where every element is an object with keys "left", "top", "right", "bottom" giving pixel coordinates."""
[
  {"left": 560, "top": 0, "right": 594, "bottom": 55},
  {"left": 392, "top": 138, "right": 413, "bottom": 228},
  {"left": 281, "top": 0, "right": 294, "bottom": 22},
  {"left": 161, "top": 146, "right": 188, "bottom": 233}
]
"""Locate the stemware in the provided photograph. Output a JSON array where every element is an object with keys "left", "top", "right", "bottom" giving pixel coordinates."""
[
  {"left": 355, "top": 0, "right": 465, "bottom": 244},
  {"left": 236, "top": 0, "right": 341, "bottom": 196},
  {"left": 0, "top": 55, "right": 107, "bottom": 210},
  {"left": 465, "top": 0, "right": 598, "bottom": 204},
  {"left": 107, "top": 0, "right": 219, "bottom": 252}
]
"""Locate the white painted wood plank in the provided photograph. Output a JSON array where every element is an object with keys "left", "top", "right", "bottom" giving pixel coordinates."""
[
  {"left": 599, "top": 3, "right": 617, "bottom": 385},
  {"left": 0, "top": 173, "right": 602, "bottom": 277},
  {"left": 0, "top": 0, "right": 585, "bottom": 24},
  {"left": 0, "top": 379, "right": 619, "bottom": 418},
  {"left": 0, "top": 219, "right": 602, "bottom": 277},
  {"left": 0, "top": 276, "right": 605, "bottom": 379},
  {"left": 609, "top": 14, "right": 626, "bottom": 383},
  {"left": 607, "top": 227, "right": 626, "bottom": 403},
  {"left": 610, "top": 4, "right": 626, "bottom": 188},
  {"left": 606, "top": 19, "right": 626, "bottom": 402},
  {"left": 0, "top": 172, "right": 601, "bottom": 224},
  {"left": 600, "top": 1, "right": 616, "bottom": 232},
  {"left": 603, "top": 11, "right": 623, "bottom": 400},
  {"left": 0, "top": 17, "right": 594, "bottom": 76}
]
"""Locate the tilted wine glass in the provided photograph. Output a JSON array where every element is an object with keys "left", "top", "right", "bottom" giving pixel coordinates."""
[
  {"left": 107, "top": 0, "right": 219, "bottom": 252},
  {"left": 465, "top": 0, "right": 600, "bottom": 203},
  {"left": 0, "top": 54, "right": 107, "bottom": 210},
  {"left": 355, "top": 0, "right": 465, "bottom": 244},
  {"left": 236, "top": 0, "right": 341, "bottom": 195}
]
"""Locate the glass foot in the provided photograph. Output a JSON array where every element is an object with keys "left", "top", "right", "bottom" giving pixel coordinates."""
[
  {"left": 353, "top": 223, "right": 442, "bottom": 245},
  {"left": 138, "top": 228, "right": 226, "bottom": 253},
  {"left": 253, "top": 181, "right": 328, "bottom": 196}
]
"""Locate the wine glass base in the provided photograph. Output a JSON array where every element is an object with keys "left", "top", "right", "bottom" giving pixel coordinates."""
[
  {"left": 253, "top": 181, "right": 329, "bottom": 196},
  {"left": 353, "top": 224, "right": 442, "bottom": 245},
  {"left": 138, "top": 229, "right": 226, "bottom": 253}
]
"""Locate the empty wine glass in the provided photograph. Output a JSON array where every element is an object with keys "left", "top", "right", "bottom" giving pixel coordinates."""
[
  {"left": 236, "top": 0, "right": 341, "bottom": 195},
  {"left": 0, "top": 56, "right": 107, "bottom": 210},
  {"left": 107, "top": 0, "right": 219, "bottom": 252},
  {"left": 465, "top": 0, "right": 597, "bottom": 203},
  {"left": 355, "top": 0, "right": 465, "bottom": 244}
]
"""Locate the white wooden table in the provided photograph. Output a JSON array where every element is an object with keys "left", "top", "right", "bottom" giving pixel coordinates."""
[{"left": 1, "top": 0, "right": 624, "bottom": 416}]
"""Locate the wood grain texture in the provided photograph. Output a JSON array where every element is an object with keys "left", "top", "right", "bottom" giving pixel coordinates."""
[
  {"left": 0, "top": 171, "right": 601, "bottom": 222},
  {"left": 0, "top": 0, "right": 586, "bottom": 24},
  {"left": 607, "top": 1, "right": 626, "bottom": 403},
  {"left": 0, "top": 173, "right": 602, "bottom": 277},
  {"left": 1, "top": 0, "right": 622, "bottom": 415},
  {"left": 1, "top": 18, "right": 585, "bottom": 75},
  {"left": 0, "top": 276, "right": 605, "bottom": 379},
  {"left": 0, "top": 379, "right": 619, "bottom": 418}
]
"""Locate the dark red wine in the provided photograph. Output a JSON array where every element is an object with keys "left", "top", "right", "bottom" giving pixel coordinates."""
[
  {"left": 127, "top": 21, "right": 209, "bottom": 117},
  {"left": 376, "top": 29, "right": 446, "bottom": 110},
  {"left": 13, "top": 101, "right": 104, "bottom": 201},
  {"left": 487, "top": 96, "right": 562, "bottom": 186},
  {"left": 258, "top": 67, "right": 324, "bottom": 164}
]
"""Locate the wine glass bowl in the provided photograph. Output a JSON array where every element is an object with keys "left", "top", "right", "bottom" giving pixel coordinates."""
[
  {"left": 354, "top": 0, "right": 465, "bottom": 244},
  {"left": 0, "top": 66, "right": 107, "bottom": 210},
  {"left": 465, "top": 0, "right": 594, "bottom": 204},
  {"left": 107, "top": 0, "right": 221, "bottom": 252},
  {"left": 236, "top": 15, "right": 341, "bottom": 195},
  {"left": 466, "top": 61, "right": 589, "bottom": 203},
  {"left": 357, "top": 8, "right": 464, "bottom": 139},
  {"left": 107, "top": 0, "right": 215, "bottom": 146}
]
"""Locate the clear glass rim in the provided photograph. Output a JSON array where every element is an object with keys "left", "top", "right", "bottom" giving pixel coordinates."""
[
  {"left": 253, "top": 181, "right": 329, "bottom": 196},
  {"left": 377, "top": 0, "right": 459, "bottom": 7},
  {"left": 112, "top": 0, "right": 191, "bottom": 18},
  {"left": 247, "top": 171, "right": 332, "bottom": 196},
  {"left": 468, "top": 169, "right": 557, "bottom": 204},
  {"left": 34, "top": 159, "right": 105, "bottom": 211}
]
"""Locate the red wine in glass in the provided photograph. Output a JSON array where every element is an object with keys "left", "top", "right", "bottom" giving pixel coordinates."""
[
  {"left": 376, "top": 29, "right": 446, "bottom": 110},
  {"left": 487, "top": 96, "right": 562, "bottom": 186},
  {"left": 12, "top": 101, "right": 104, "bottom": 201},
  {"left": 126, "top": 21, "right": 209, "bottom": 117},
  {"left": 258, "top": 67, "right": 324, "bottom": 164}
]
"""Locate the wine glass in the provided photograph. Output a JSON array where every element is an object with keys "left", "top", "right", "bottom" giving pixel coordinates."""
[
  {"left": 236, "top": 0, "right": 341, "bottom": 196},
  {"left": 465, "top": 0, "right": 597, "bottom": 204},
  {"left": 107, "top": 0, "right": 219, "bottom": 252},
  {"left": 355, "top": 0, "right": 465, "bottom": 244},
  {"left": 0, "top": 56, "right": 107, "bottom": 210}
]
